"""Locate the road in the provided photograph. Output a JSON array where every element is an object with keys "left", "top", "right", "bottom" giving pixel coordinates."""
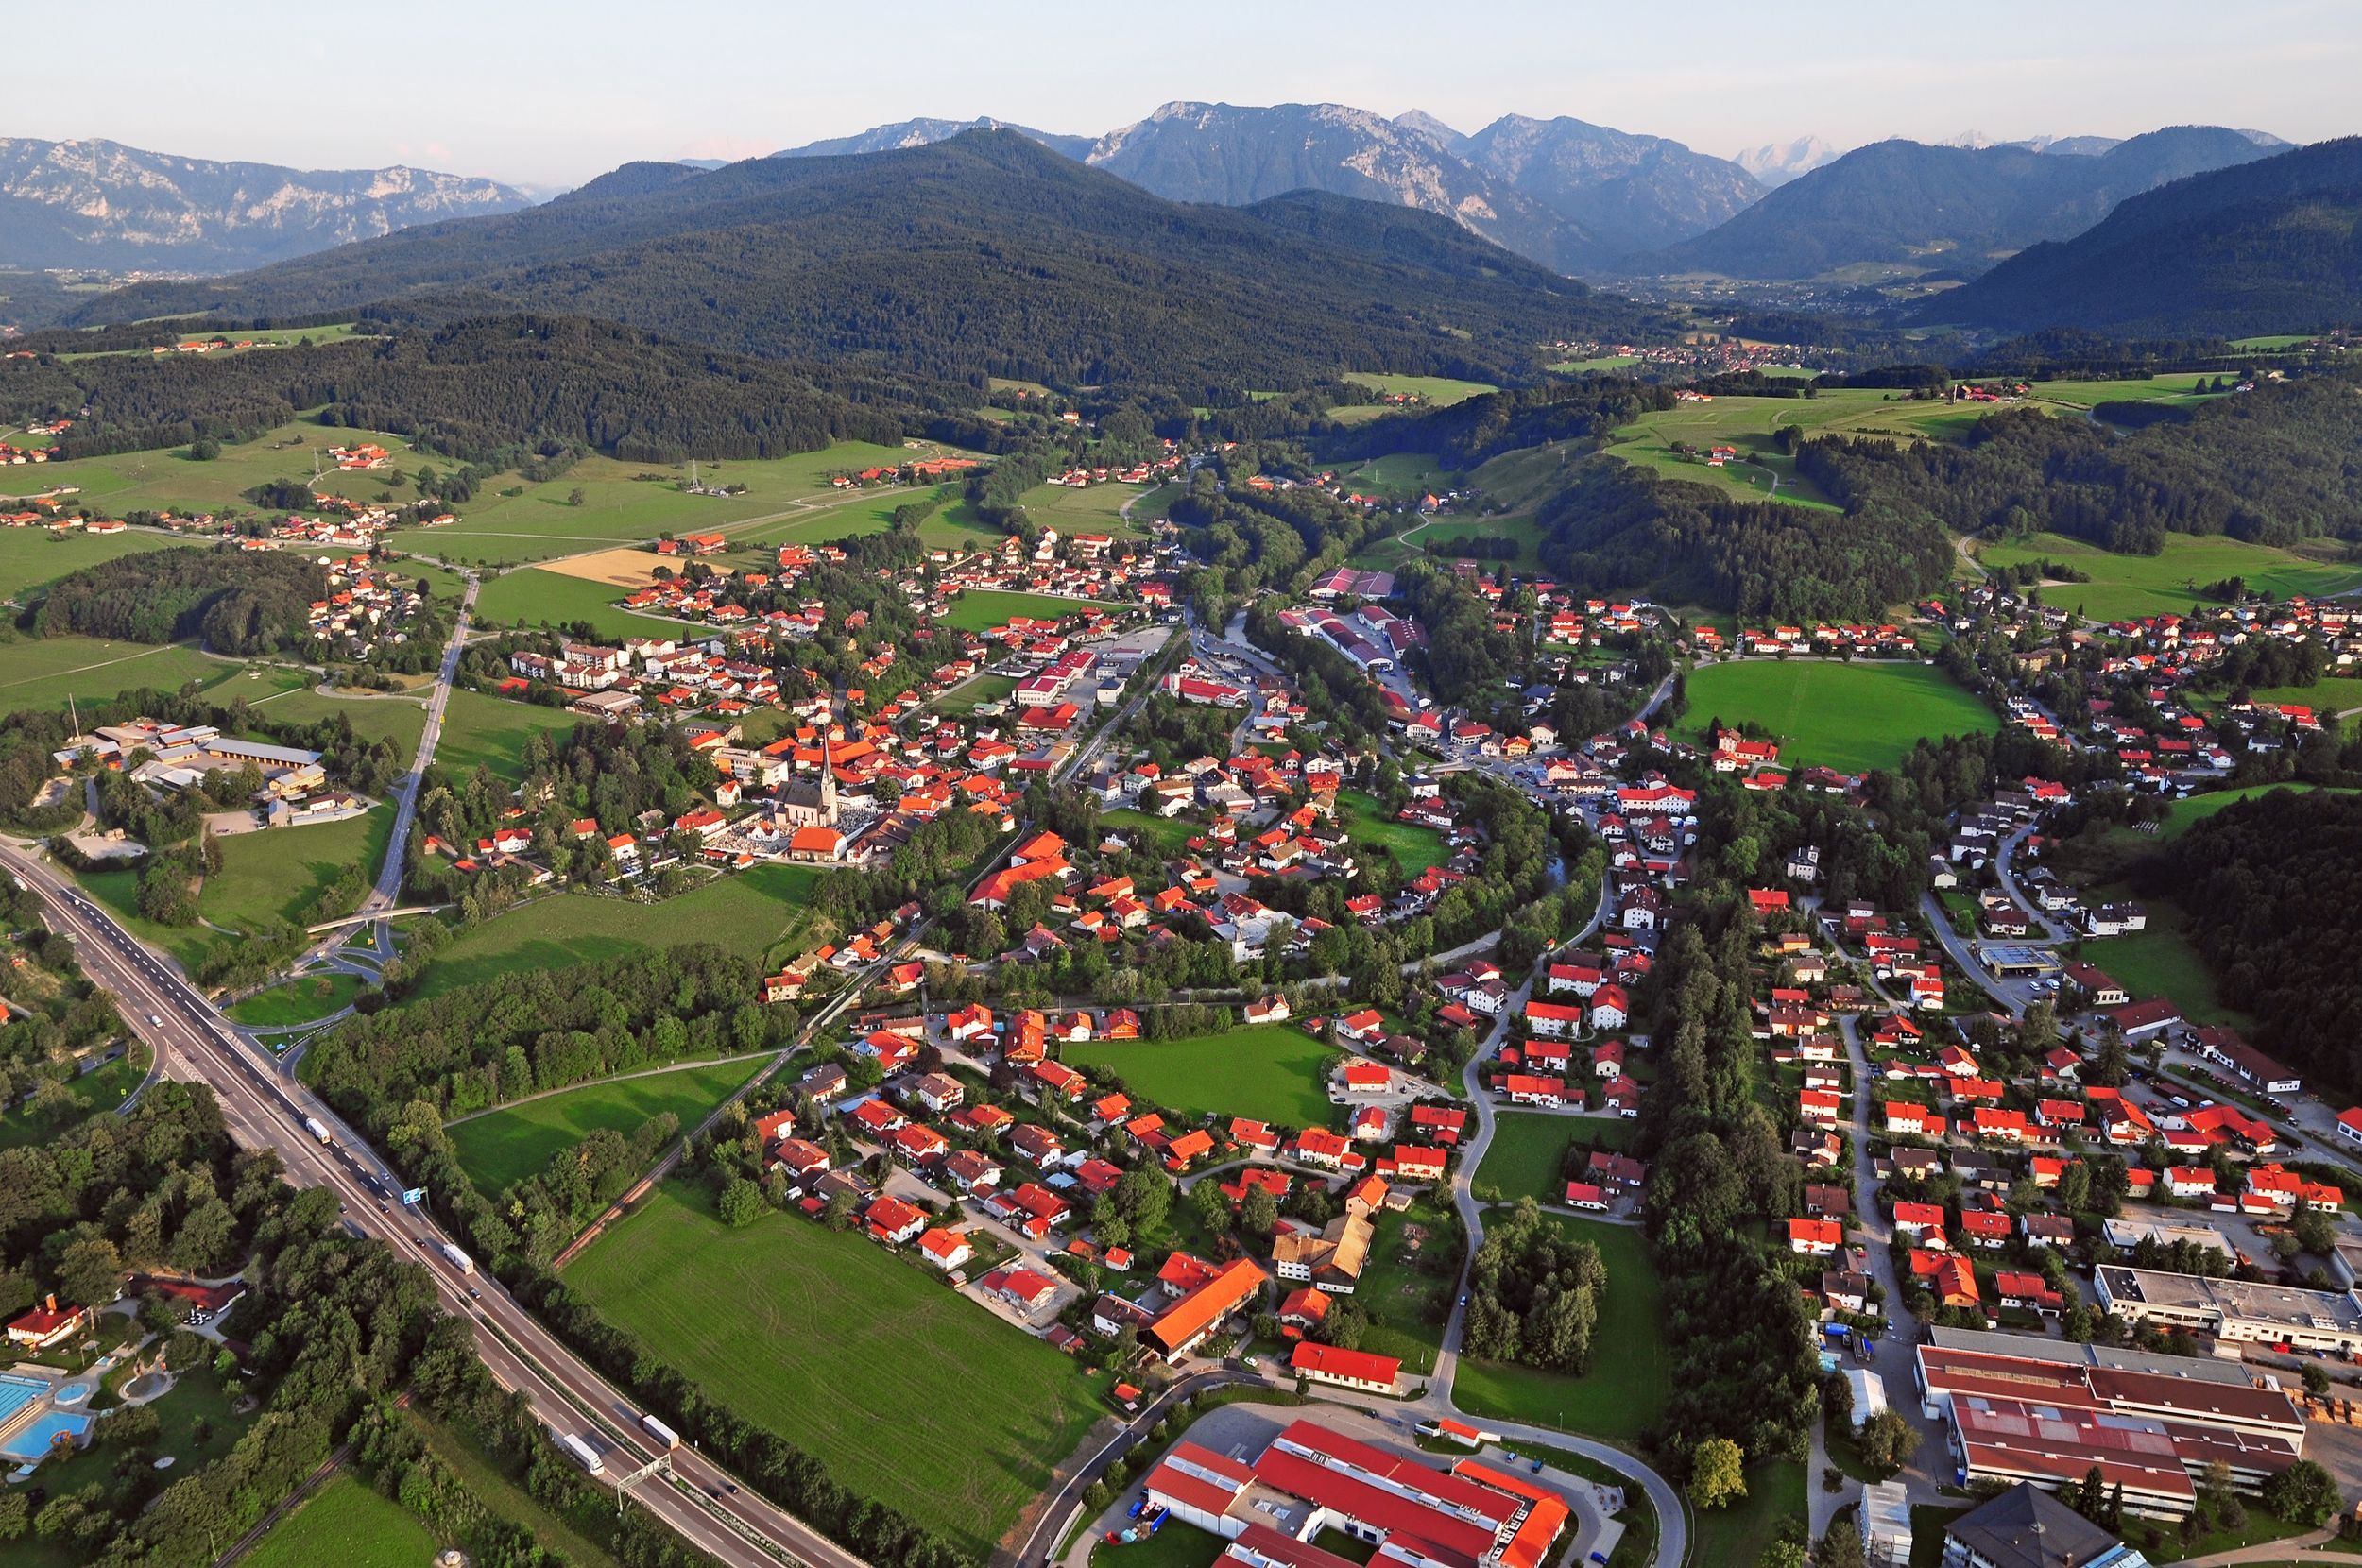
[{"left": 0, "top": 840, "right": 871, "bottom": 1568}]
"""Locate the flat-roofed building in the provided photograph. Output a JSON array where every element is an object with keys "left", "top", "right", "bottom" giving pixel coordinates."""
[
  {"left": 2093, "top": 1266, "right": 2362, "bottom": 1354},
  {"left": 1251, "top": 1420, "right": 1569, "bottom": 1568}
]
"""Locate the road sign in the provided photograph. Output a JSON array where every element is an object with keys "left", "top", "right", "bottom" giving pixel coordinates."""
[{"left": 402, "top": 1187, "right": 427, "bottom": 1206}]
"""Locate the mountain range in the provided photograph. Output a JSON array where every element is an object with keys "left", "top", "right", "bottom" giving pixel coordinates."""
[
  {"left": 1641, "top": 125, "right": 2281, "bottom": 280},
  {"left": 777, "top": 101, "right": 1763, "bottom": 272},
  {"left": 68, "top": 131, "right": 1650, "bottom": 391},
  {"left": 0, "top": 137, "right": 530, "bottom": 273},
  {"left": 1732, "top": 136, "right": 1844, "bottom": 189},
  {"left": 1922, "top": 135, "right": 2362, "bottom": 336}
]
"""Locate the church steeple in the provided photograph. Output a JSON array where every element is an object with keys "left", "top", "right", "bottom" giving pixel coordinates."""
[{"left": 819, "top": 725, "right": 837, "bottom": 822}]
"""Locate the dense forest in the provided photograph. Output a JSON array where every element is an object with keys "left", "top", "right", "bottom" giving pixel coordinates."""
[
  {"left": 1533, "top": 453, "right": 1956, "bottom": 622},
  {"left": 31, "top": 547, "right": 326, "bottom": 655},
  {"left": 1806, "top": 374, "right": 2362, "bottom": 554},
  {"left": 69, "top": 133, "right": 1649, "bottom": 396},
  {"left": 2148, "top": 789, "right": 2362, "bottom": 1090},
  {"left": 0, "top": 314, "right": 996, "bottom": 465}
]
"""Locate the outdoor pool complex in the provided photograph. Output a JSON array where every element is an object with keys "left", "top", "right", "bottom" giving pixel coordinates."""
[
  {"left": 0, "top": 1373, "right": 41, "bottom": 1425},
  {"left": 1, "top": 1409, "right": 91, "bottom": 1462}
]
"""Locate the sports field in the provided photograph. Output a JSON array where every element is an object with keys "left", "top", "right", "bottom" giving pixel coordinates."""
[
  {"left": 0, "top": 635, "right": 243, "bottom": 713},
  {"left": 474, "top": 567, "right": 691, "bottom": 641},
  {"left": 1062, "top": 1022, "right": 1339, "bottom": 1127},
  {"left": 1674, "top": 660, "right": 1997, "bottom": 775},
  {"left": 433, "top": 689, "right": 581, "bottom": 782},
  {"left": 448, "top": 1056, "right": 761, "bottom": 1194},
  {"left": 940, "top": 588, "right": 1119, "bottom": 634},
  {"left": 568, "top": 1182, "right": 1103, "bottom": 1557},
  {"left": 1338, "top": 790, "right": 1447, "bottom": 878},
  {"left": 1976, "top": 531, "right": 2362, "bottom": 622},
  {"left": 244, "top": 1474, "right": 439, "bottom": 1568},
  {"left": 409, "top": 861, "right": 823, "bottom": 998},
  {"left": 1452, "top": 1214, "right": 1667, "bottom": 1440},
  {"left": 0, "top": 527, "right": 192, "bottom": 601}
]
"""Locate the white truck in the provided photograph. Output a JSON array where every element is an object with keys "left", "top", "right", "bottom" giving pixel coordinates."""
[
  {"left": 438, "top": 1242, "right": 475, "bottom": 1276},
  {"left": 641, "top": 1414, "right": 681, "bottom": 1450},
  {"left": 556, "top": 1431, "right": 605, "bottom": 1475},
  {"left": 302, "top": 1116, "right": 333, "bottom": 1146}
]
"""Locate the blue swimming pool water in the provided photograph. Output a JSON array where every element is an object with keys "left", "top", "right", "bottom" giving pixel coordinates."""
[
  {"left": 0, "top": 1410, "right": 89, "bottom": 1462},
  {"left": 54, "top": 1381, "right": 93, "bottom": 1404},
  {"left": 0, "top": 1373, "right": 43, "bottom": 1424}
]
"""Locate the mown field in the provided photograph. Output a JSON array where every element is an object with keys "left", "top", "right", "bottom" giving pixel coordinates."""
[
  {"left": 447, "top": 1056, "right": 761, "bottom": 1195},
  {"left": 1674, "top": 659, "right": 1997, "bottom": 775},
  {"left": 408, "top": 862, "right": 823, "bottom": 999},
  {"left": 0, "top": 634, "right": 245, "bottom": 713},
  {"left": 567, "top": 1182, "right": 1104, "bottom": 1558},
  {"left": 1, "top": 419, "right": 439, "bottom": 518},
  {"left": 1453, "top": 1214, "right": 1667, "bottom": 1440},
  {"left": 1474, "top": 1113, "right": 1638, "bottom": 1203},
  {"left": 0, "top": 527, "right": 193, "bottom": 601},
  {"left": 225, "top": 969, "right": 367, "bottom": 1028},
  {"left": 1063, "top": 1022, "right": 1339, "bottom": 1128},
  {"left": 243, "top": 1474, "right": 439, "bottom": 1568},
  {"left": 1976, "top": 531, "right": 2362, "bottom": 622},
  {"left": 2082, "top": 896, "right": 2252, "bottom": 1031},
  {"left": 248, "top": 684, "right": 431, "bottom": 754},
  {"left": 1012, "top": 478, "right": 1158, "bottom": 537},
  {"left": 939, "top": 588, "right": 1119, "bottom": 634},
  {"left": 432, "top": 689, "right": 581, "bottom": 782},
  {"left": 80, "top": 806, "right": 393, "bottom": 969},
  {"left": 1338, "top": 789, "right": 1447, "bottom": 878},
  {"left": 474, "top": 566, "right": 693, "bottom": 641}
]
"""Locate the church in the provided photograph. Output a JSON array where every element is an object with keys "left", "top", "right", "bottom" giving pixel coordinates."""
[{"left": 777, "top": 732, "right": 839, "bottom": 828}]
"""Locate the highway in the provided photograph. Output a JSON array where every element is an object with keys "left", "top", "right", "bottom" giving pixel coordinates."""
[{"left": 0, "top": 840, "right": 867, "bottom": 1568}]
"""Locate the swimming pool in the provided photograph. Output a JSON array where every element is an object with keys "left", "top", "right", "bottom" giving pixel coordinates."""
[
  {"left": 55, "top": 1381, "right": 93, "bottom": 1404},
  {"left": 0, "top": 1373, "right": 44, "bottom": 1425},
  {"left": 0, "top": 1410, "right": 89, "bottom": 1462}
]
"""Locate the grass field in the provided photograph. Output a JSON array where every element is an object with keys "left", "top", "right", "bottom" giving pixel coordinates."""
[
  {"left": 941, "top": 588, "right": 1119, "bottom": 634},
  {"left": 0, "top": 528, "right": 193, "bottom": 601},
  {"left": 2216, "top": 678, "right": 2362, "bottom": 731},
  {"left": 1675, "top": 660, "right": 1997, "bottom": 775},
  {"left": 448, "top": 1057, "right": 762, "bottom": 1195},
  {"left": 0, "top": 1053, "right": 143, "bottom": 1151},
  {"left": 2082, "top": 897, "right": 2251, "bottom": 1030},
  {"left": 1099, "top": 807, "right": 1201, "bottom": 856},
  {"left": 568, "top": 1182, "right": 1104, "bottom": 1557},
  {"left": 2019, "top": 373, "right": 2225, "bottom": 411},
  {"left": 0, "top": 635, "right": 244, "bottom": 713},
  {"left": 1603, "top": 391, "right": 1981, "bottom": 509},
  {"left": 433, "top": 689, "right": 581, "bottom": 782},
  {"left": 1453, "top": 1215, "right": 1668, "bottom": 1441},
  {"left": 1062, "top": 1023, "right": 1340, "bottom": 1128},
  {"left": 475, "top": 566, "right": 693, "bottom": 641},
  {"left": 226, "top": 969, "right": 366, "bottom": 1027},
  {"left": 1339, "top": 453, "right": 1455, "bottom": 500},
  {"left": 411, "top": 862, "right": 824, "bottom": 998},
  {"left": 81, "top": 807, "right": 394, "bottom": 970},
  {"left": 1687, "top": 1458, "right": 1807, "bottom": 1568},
  {"left": 1013, "top": 479, "right": 1157, "bottom": 537},
  {"left": 411, "top": 1408, "right": 625, "bottom": 1568},
  {"left": 1474, "top": 1114, "right": 1639, "bottom": 1202},
  {"left": 1338, "top": 790, "right": 1447, "bottom": 878},
  {"left": 248, "top": 684, "right": 430, "bottom": 754},
  {"left": 3, "top": 419, "right": 440, "bottom": 519},
  {"left": 1544, "top": 355, "right": 1640, "bottom": 373},
  {"left": 244, "top": 1474, "right": 439, "bottom": 1568},
  {"left": 1976, "top": 532, "right": 2362, "bottom": 622}
]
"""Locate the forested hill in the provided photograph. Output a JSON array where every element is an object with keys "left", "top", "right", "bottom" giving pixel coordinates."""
[
  {"left": 1800, "top": 374, "right": 2362, "bottom": 554},
  {"left": 2150, "top": 790, "right": 2362, "bottom": 1093},
  {"left": 68, "top": 131, "right": 1652, "bottom": 394},
  {"left": 1918, "top": 137, "right": 2362, "bottom": 336},
  {"left": 1639, "top": 127, "right": 2275, "bottom": 281},
  {"left": 33, "top": 548, "right": 326, "bottom": 656},
  {"left": 0, "top": 315, "right": 989, "bottom": 464}
]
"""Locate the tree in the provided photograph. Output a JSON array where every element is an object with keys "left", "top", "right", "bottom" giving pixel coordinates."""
[
  {"left": 1688, "top": 1438, "right": 1747, "bottom": 1508},
  {"left": 717, "top": 1178, "right": 764, "bottom": 1227},
  {"left": 189, "top": 436, "right": 221, "bottom": 461},
  {"left": 1857, "top": 1409, "right": 1919, "bottom": 1476},
  {"left": 2302, "top": 1363, "right": 2332, "bottom": 1398},
  {"left": 57, "top": 1236, "right": 123, "bottom": 1311},
  {"left": 1240, "top": 1185, "right": 1280, "bottom": 1238},
  {"left": 2263, "top": 1458, "right": 2341, "bottom": 1526},
  {"left": 1810, "top": 1522, "right": 1864, "bottom": 1568},
  {"left": 2199, "top": 1458, "right": 2244, "bottom": 1531},
  {"left": 2056, "top": 1158, "right": 2093, "bottom": 1213},
  {"left": 1191, "top": 1179, "right": 1231, "bottom": 1231}
]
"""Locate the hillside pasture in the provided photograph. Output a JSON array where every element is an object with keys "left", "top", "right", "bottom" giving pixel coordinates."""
[
  {"left": 1674, "top": 659, "right": 1996, "bottom": 775},
  {"left": 1601, "top": 390, "right": 1984, "bottom": 509},
  {"left": 567, "top": 1182, "right": 1103, "bottom": 1558},
  {"left": 1974, "top": 532, "right": 2362, "bottom": 622},
  {"left": 0, "top": 527, "right": 193, "bottom": 602}
]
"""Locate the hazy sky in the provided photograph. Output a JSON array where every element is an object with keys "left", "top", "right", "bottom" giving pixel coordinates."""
[{"left": 9, "top": 0, "right": 2354, "bottom": 188}]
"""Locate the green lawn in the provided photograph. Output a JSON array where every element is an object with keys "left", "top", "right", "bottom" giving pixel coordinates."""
[
  {"left": 410, "top": 862, "right": 824, "bottom": 998},
  {"left": 1063, "top": 1022, "right": 1340, "bottom": 1128},
  {"left": 0, "top": 635, "right": 245, "bottom": 713},
  {"left": 1355, "top": 1196, "right": 1458, "bottom": 1375},
  {"left": 2083, "top": 895, "right": 2251, "bottom": 1030},
  {"left": 79, "top": 807, "right": 393, "bottom": 970},
  {"left": 941, "top": 588, "right": 1120, "bottom": 635},
  {"left": 226, "top": 969, "right": 367, "bottom": 1027},
  {"left": 1976, "top": 532, "right": 2362, "bottom": 622},
  {"left": 447, "top": 1057, "right": 762, "bottom": 1195},
  {"left": 2157, "top": 782, "right": 2354, "bottom": 841},
  {"left": 474, "top": 567, "right": 693, "bottom": 641},
  {"left": 433, "top": 689, "right": 581, "bottom": 782},
  {"left": 1675, "top": 660, "right": 1998, "bottom": 775},
  {"left": 1453, "top": 1215, "right": 1668, "bottom": 1441},
  {"left": 0, "top": 1052, "right": 144, "bottom": 1151},
  {"left": 244, "top": 1473, "right": 440, "bottom": 1568},
  {"left": 1686, "top": 1458, "right": 1808, "bottom": 1568},
  {"left": 1014, "top": 478, "right": 1159, "bottom": 537},
  {"left": 1474, "top": 1113, "right": 1636, "bottom": 1202},
  {"left": 1099, "top": 808, "right": 1202, "bottom": 856},
  {"left": 1339, "top": 453, "right": 1455, "bottom": 500},
  {"left": 1091, "top": 1517, "right": 1227, "bottom": 1568},
  {"left": 933, "top": 672, "right": 1021, "bottom": 717},
  {"left": 2205, "top": 677, "right": 2362, "bottom": 732},
  {"left": 1338, "top": 790, "right": 1447, "bottom": 879},
  {"left": 567, "top": 1182, "right": 1104, "bottom": 1557},
  {"left": 2019, "top": 372, "right": 2224, "bottom": 410},
  {"left": 247, "top": 684, "right": 430, "bottom": 754},
  {"left": 0, "top": 528, "right": 193, "bottom": 601}
]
